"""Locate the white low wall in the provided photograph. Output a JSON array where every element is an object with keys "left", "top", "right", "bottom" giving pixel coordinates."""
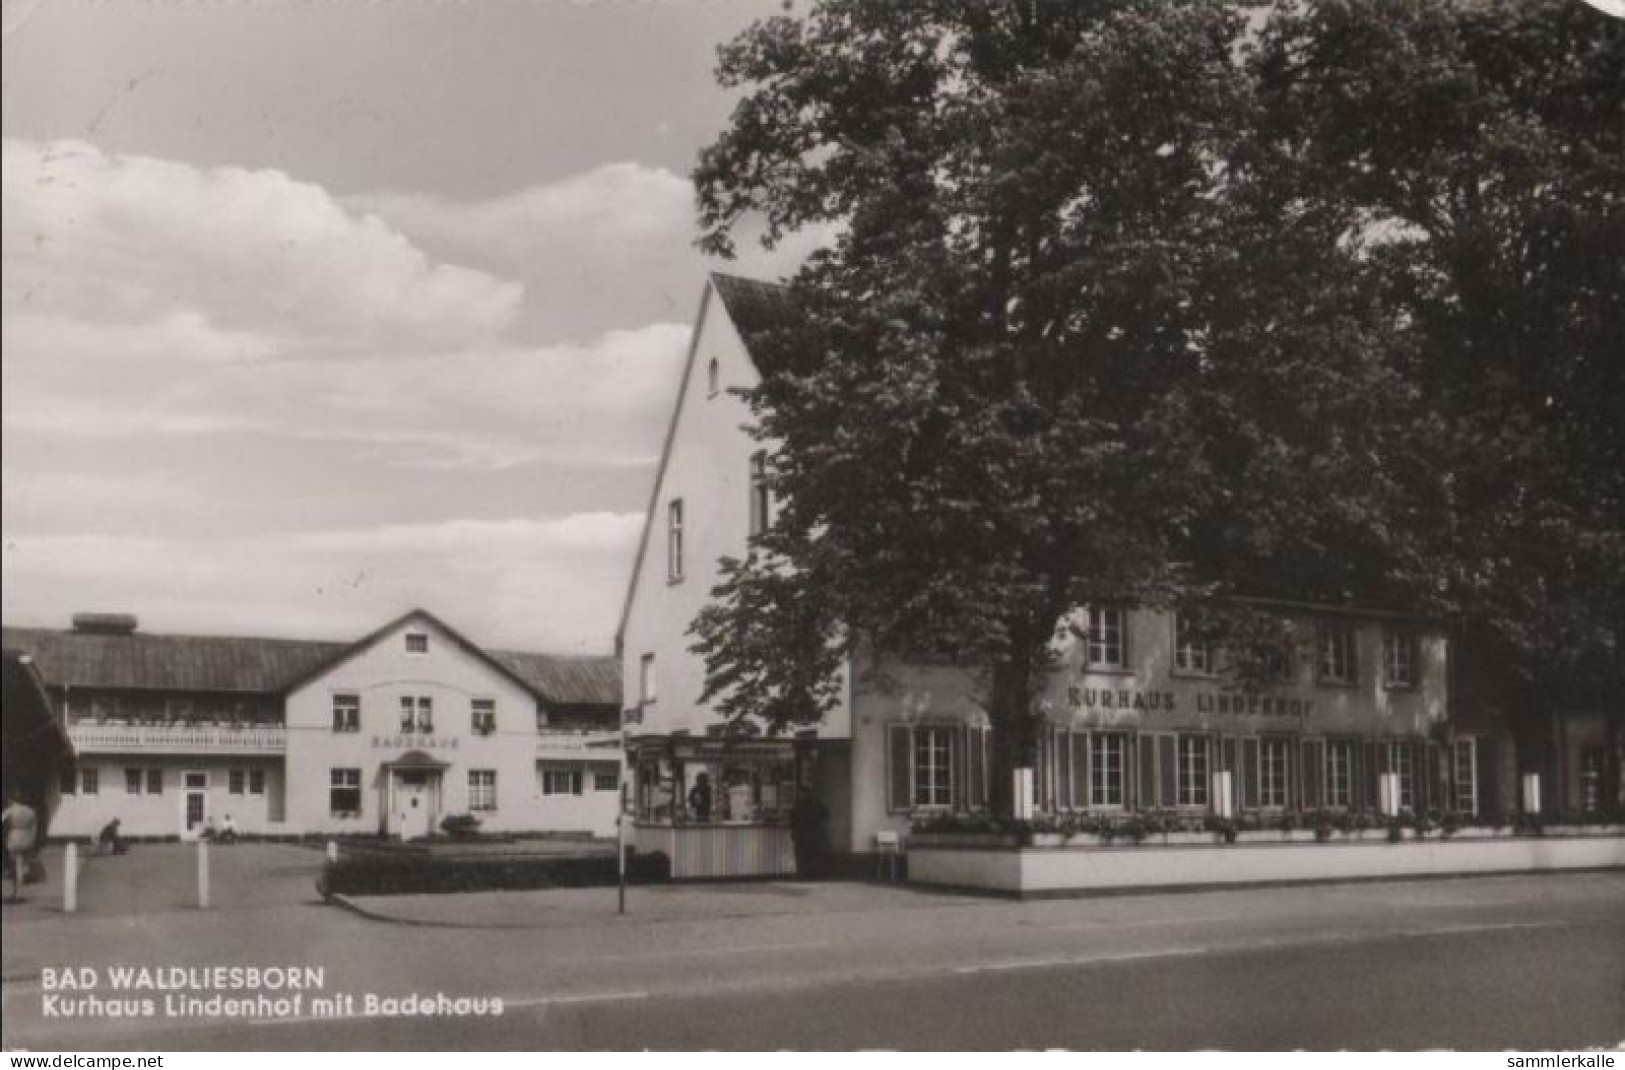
[{"left": 908, "top": 833, "right": 1625, "bottom": 896}]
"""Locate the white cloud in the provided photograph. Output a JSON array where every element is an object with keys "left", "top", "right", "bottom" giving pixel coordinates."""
[
  {"left": 2, "top": 138, "right": 521, "bottom": 350},
  {"left": 0, "top": 513, "right": 643, "bottom": 652}
]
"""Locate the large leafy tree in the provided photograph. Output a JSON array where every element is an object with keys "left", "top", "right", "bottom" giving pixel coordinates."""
[
  {"left": 1251, "top": 0, "right": 1625, "bottom": 801},
  {"left": 687, "top": 0, "right": 1617, "bottom": 814}
]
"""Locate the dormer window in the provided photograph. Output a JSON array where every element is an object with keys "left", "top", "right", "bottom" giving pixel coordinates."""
[{"left": 405, "top": 632, "right": 429, "bottom": 654}]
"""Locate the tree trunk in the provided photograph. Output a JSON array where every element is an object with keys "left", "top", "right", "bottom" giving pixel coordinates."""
[{"left": 986, "top": 645, "right": 1043, "bottom": 820}]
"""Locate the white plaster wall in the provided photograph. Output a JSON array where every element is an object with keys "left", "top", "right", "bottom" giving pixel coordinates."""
[
  {"left": 51, "top": 758, "right": 284, "bottom": 839},
  {"left": 619, "top": 281, "right": 852, "bottom": 742},
  {"left": 284, "top": 614, "right": 559, "bottom": 835}
]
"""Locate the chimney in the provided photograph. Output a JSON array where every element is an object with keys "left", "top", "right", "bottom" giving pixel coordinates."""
[{"left": 71, "top": 613, "right": 139, "bottom": 636}]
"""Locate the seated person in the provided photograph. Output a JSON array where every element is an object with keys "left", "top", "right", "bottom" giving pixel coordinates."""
[
  {"left": 97, "top": 818, "right": 128, "bottom": 855},
  {"left": 218, "top": 813, "right": 239, "bottom": 844}
]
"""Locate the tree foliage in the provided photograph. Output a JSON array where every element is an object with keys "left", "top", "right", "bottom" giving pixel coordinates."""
[{"left": 688, "top": 0, "right": 1625, "bottom": 813}]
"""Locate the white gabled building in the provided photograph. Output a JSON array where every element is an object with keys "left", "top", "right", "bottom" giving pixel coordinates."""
[
  {"left": 619, "top": 275, "right": 1500, "bottom": 880},
  {"left": 4, "top": 609, "right": 623, "bottom": 842}
]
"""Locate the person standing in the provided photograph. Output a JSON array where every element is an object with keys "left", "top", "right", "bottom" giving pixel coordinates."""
[{"left": 2, "top": 794, "right": 39, "bottom": 902}]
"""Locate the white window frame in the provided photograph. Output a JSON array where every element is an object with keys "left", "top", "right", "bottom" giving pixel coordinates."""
[
  {"left": 404, "top": 632, "right": 429, "bottom": 655},
  {"left": 1258, "top": 737, "right": 1288, "bottom": 809},
  {"left": 541, "top": 768, "right": 584, "bottom": 797},
  {"left": 332, "top": 693, "right": 360, "bottom": 733},
  {"left": 1173, "top": 613, "right": 1217, "bottom": 675},
  {"left": 1580, "top": 748, "right": 1605, "bottom": 814},
  {"left": 125, "top": 767, "right": 142, "bottom": 795},
  {"left": 1325, "top": 740, "right": 1354, "bottom": 808},
  {"left": 1453, "top": 738, "right": 1477, "bottom": 813},
  {"left": 1385, "top": 741, "right": 1415, "bottom": 810},
  {"left": 229, "top": 768, "right": 246, "bottom": 796},
  {"left": 329, "top": 768, "right": 362, "bottom": 816},
  {"left": 400, "top": 695, "right": 433, "bottom": 734},
  {"left": 1176, "top": 735, "right": 1209, "bottom": 808},
  {"left": 471, "top": 698, "right": 497, "bottom": 736},
  {"left": 80, "top": 768, "right": 99, "bottom": 796},
  {"left": 468, "top": 769, "right": 497, "bottom": 812},
  {"left": 249, "top": 768, "right": 266, "bottom": 796},
  {"left": 1317, "top": 626, "right": 1357, "bottom": 686},
  {"left": 667, "top": 499, "right": 684, "bottom": 582},
  {"left": 912, "top": 726, "right": 954, "bottom": 809},
  {"left": 1383, "top": 631, "right": 1417, "bottom": 689},
  {"left": 639, "top": 653, "right": 656, "bottom": 706},
  {"left": 706, "top": 357, "right": 720, "bottom": 397},
  {"left": 1090, "top": 732, "right": 1126, "bottom": 809},
  {"left": 592, "top": 767, "right": 620, "bottom": 793},
  {"left": 1084, "top": 606, "right": 1127, "bottom": 670}
]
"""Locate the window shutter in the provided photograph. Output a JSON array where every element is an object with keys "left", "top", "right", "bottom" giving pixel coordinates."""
[
  {"left": 887, "top": 725, "right": 912, "bottom": 813},
  {"left": 968, "top": 727, "right": 987, "bottom": 809},
  {"left": 1157, "top": 735, "right": 1177, "bottom": 809},
  {"left": 952, "top": 727, "right": 968, "bottom": 810},
  {"left": 1053, "top": 730, "right": 1071, "bottom": 811},
  {"left": 1242, "top": 737, "right": 1260, "bottom": 810},
  {"left": 1349, "top": 742, "right": 1364, "bottom": 810},
  {"left": 1475, "top": 736, "right": 1498, "bottom": 817},
  {"left": 1137, "top": 734, "right": 1157, "bottom": 813},
  {"left": 1301, "top": 739, "right": 1322, "bottom": 811},
  {"left": 1366, "top": 741, "right": 1383, "bottom": 809},
  {"left": 1071, "top": 731, "right": 1090, "bottom": 809},
  {"left": 1424, "top": 742, "right": 1444, "bottom": 811},
  {"left": 1283, "top": 736, "right": 1298, "bottom": 811}
]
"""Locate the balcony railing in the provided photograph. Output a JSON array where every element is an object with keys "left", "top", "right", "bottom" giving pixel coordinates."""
[
  {"left": 535, "top": 728, "right": 620, "bottom": 754},
  {"left": 68, "top": 723, "right": 287, "bottom": 755}
]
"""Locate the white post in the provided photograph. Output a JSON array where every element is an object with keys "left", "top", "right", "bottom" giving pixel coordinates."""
[
  {"left": 196, "top": 840, "right": 210, "bottom": 909},
  {"left": 325, "top": 840, "right": 338, "bottom": 863},
  {"left": 1013, "top": 768, "right": 1035, "bottom": 821},
  {"left": 63, "top": 842, "right": 78, "bottom": 914},
  {"left": 1211, "top": 771, "right": 1234, "bottom": 819},
  {"left": 1521, "top": 773, "right": 1542, "bottom": 815}
]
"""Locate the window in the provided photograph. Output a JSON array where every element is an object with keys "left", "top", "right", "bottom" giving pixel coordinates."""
[
  {"left": 59, "top": 767, "right": 77, "bottom": 795},
  {"left": 593, "top": 768, "right": 620, "bottom": 792},
  {"left": 912, "top": 727, "right": 954, "bottom": 808},
  {"left": 1325, "top": 741, "right": 1354, "bottom": 808},
  {"left": 471, "top": 698, "right": 496, "bottom": 736},
  {"left": 1176, "top": 736, "right": 1208, "bottom": 807},
  {"left": 1259, "top": 738, "right": 1289, "bottom": 809},
  {"left": 1453, "top": 738, "right": 1478, "bottom": 814},
  {"left": 1384, "top": 741, "right": 1415, "bottom": 810},
  {"left": 1580, "top": 748, "right": 1605, "bottom": 814},
  {"left": 331, "top": 694, "right": 360, "bottom": 733},
  {"left": 468, "top": 770, "right": 497, "bottom": 812},
  {"left": 1383, "top": 631, "right": 1417, "bottom": 689},
  {"left": 1173, "top": 613, "right": 1217, "bottom": 675},
  {"left": 1317, "top": 626, "right": 1357, "bottom": 685},
  {"left": 329, "top": 768, "right": 362, "bottom": 816},
  {"left": 405, "top": 632, "right": 429, "bottom": 654},
  {"left": 126, "top": 768, "right": 143, "bottom": 795},
  {"left": 1090, "top": 733, "right": 1126, "bottom": 808},
  {"left": 541, "top": 768, "right": 583, "bottom": 796},
  {"left": 146, "top": 768, "right": 163, "bottom": 795},
  {"left": 80, "top": 768, "right": 99, "bottom": 796},
  {"left": 1084, "top": 607, "right": 1127, "bottom": 670},
  {"left": 400, "top": 696, "right": 433, "bottom": 734},
  {"left": 249, "top": 769, "right": 266, "bottom": 796},
  {"left": 749, "top": 451, "right": 770, "bottom": 536},
  {"left": 229, "top": 769, "right": 245, "bottom": 795},
  {"left": 667, "top": 499, "right": 684, "bottom": 582},
  {"left": 706, "top": 357, "right": 720, "bottom": 396},
  {"left": 639, "top": 653, "right": 656, "bottom": 706}
]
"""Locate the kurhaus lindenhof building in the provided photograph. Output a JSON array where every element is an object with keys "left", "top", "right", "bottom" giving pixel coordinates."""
[
  {"left": 616, "top": 274, "right": 1538, "bottom": 878},
  {"left": 3, "top": 609, "right": 621, "bottom": 841}
]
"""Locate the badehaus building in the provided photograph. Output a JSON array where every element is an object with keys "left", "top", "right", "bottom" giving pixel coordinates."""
[
  {"left": 3, "top": 609, "right": 622, "bottom": 841},
  {"left": 616, "top": 274, "right": 1528, "bottom": 879}
]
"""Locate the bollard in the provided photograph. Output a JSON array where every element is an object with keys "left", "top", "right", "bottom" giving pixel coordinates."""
[
  {"left": 197, "top": 840, "right": 210, "bottom": 909},
  {"left": 326, "top": 840, "right": 339, "bottom": 863},
  {"left": 63, "top": 842, "right": 78, "bottom": 914}
]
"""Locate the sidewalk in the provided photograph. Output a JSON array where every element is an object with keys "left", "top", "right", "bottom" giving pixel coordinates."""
[{"left": 339, "top": 876, "right": 959, "bottom": 929}]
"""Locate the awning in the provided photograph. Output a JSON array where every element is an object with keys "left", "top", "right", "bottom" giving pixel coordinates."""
[{"left": 383, "top": 749, "right": 450, "bottom": 771}]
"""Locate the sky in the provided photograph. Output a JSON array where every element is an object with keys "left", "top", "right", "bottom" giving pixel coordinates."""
[{"left": 0, "top": 0, "right": 819, "bottom": 653}]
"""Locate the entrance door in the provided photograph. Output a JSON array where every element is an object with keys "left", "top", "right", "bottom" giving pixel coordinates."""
[
  {"left": 182, "top": 772, "right": 209, "bottom": 839},
  {"left": 395, "top": 773, "right": 432, "bottom": 839}
]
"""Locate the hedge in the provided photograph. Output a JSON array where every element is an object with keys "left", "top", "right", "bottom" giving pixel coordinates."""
[{"left": 317, "top": 850, "right": 670, "bottom": 898}]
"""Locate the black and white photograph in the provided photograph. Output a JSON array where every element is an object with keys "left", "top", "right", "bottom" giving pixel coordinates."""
[{"left": 2, "top": 0, "right": 1623, "bottom": 1054}]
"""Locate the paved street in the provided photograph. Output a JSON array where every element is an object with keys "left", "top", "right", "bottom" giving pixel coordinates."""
[{"left": 3, "top": 844, "right": 1622, "bottom": 1050}]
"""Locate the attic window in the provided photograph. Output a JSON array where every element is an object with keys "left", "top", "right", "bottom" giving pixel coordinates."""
[
  {"left": 405, "top": 633, "right": 429, "bottom": 654},
  {"left": 707, "top": 357, "right": 720, "bottom": 397}
]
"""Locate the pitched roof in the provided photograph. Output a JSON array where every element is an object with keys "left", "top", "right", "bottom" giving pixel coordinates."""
[
  {"left": 489, "top": 651, "right": 621, "bottom": 707},
  {"left": 0, "top": 620, "right": 620, "bottom": 708},
  {"left": 709, "top": 272, "right": 798, "bottom": 351}
]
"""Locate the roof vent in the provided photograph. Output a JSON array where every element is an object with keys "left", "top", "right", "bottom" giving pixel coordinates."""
[{"left": 71, "top": 613, "right": 139, "bottom": 635}]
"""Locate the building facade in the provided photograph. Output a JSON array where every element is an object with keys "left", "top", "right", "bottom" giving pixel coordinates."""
[
  {"left": 617, "top": 275, "right": 1532, "bottom": 878},
  {"left": 2, "top": 610, "right": 622, "bottom": 841}
]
